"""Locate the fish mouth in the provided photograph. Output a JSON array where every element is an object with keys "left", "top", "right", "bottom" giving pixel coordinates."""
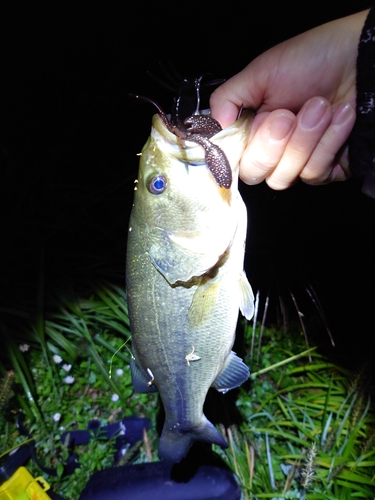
[{"left": 151, "top": 109, "right": 253, "bottom": 166}]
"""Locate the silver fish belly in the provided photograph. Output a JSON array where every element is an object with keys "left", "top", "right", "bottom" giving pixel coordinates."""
[{"left": 126, "top": 109, "right": 254, "bottom": 462}]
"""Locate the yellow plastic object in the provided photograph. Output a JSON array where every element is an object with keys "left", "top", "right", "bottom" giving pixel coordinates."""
[{"left": 0, "top": 466, "right": 51, "bottom": 500}]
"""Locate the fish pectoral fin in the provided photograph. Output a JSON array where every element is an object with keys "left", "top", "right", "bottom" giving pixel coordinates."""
[
  {"left": 188, "top": 277, "right": 221, "bottom": 327},
  {"left": 130, "top": 357, "right": 158, "bottom": 394},
  {"left": 239, "top": 271, "right": 254, "bottom": 320},
  {"left": 212, "top": 351, "right": 250, "bottom": 394}
]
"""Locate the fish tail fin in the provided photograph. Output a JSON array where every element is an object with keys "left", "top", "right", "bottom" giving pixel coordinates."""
[{"left": 158, "top": 417, "right": 228, "bottom": 463}]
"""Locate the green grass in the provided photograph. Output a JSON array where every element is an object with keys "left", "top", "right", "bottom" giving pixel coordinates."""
[
  {"left": 0, "top": 284, "right": 159, "bottom": 498},
  {"left": 216, "top": 326, "right": 375, "bottom": 499},
  {"left": 1, "top": 284, "right": 374, "bottom": 499}
]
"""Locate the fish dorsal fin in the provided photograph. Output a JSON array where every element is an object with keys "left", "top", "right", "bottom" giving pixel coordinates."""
[
  {"left": 130, "top": 357, "right": 158, "bottom": 394},
  {"left": 239, "top": 271, "right": 254, "bottom": 320},
  {"left": 212, "top": 351, "right": 250, "bottom": 394}
]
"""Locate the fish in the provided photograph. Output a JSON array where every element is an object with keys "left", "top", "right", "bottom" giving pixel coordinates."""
[{"left": 126, "top": 105, "right": 254, "bottom": 463}]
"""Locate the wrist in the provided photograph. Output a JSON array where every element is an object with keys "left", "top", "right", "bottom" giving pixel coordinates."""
[{"left": 348, "top": 7, "right": 375, "bottom": 197}]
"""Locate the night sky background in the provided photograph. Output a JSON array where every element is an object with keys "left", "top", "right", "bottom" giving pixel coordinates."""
[{"left": 2, "top": 2, "right": 374, "bottom": 382}]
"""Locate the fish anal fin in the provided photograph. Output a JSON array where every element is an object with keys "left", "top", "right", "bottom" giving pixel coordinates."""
[
  {"left": 130, "top": 357, "right": 158, "bottom": 394},
  {"left": 212, "top": 351, "right": 250, "bottom": 394},
  {"left": 239, "top": 271, "right": 254, "bottom": 320}
]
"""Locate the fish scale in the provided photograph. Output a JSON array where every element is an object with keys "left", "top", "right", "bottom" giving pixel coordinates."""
[{"left": 126, "top": 109, "right": 254, "bottom": 462}]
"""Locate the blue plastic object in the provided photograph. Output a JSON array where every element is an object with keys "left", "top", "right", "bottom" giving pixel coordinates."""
[{"left": 79, "top": 454, "right": 241, "bottom": 500}]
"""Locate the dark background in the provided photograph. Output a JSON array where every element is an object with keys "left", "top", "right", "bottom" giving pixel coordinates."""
[{"left": 2, "top": 2, "right": 374, "bottom": 378}]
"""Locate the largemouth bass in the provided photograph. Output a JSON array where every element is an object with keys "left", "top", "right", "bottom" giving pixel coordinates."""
[{"left": 126, "top": 107, "right": 254, "bottom": 463}]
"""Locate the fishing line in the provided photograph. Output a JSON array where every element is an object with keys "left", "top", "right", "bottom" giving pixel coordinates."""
[{"left": 109, "top": 338, "right": 134, "bottom": 379}]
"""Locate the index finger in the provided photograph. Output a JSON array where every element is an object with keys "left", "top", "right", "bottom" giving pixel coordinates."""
[
  {"left": 210, "top": 90, "right": 242, "bottom": 128},
  {"left": 210, "top": 70, "right": 262, "bottom": 128}
]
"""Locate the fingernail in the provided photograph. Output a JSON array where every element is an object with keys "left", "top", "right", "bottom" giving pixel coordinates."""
[
  {"left": 339, "top": 145, "right": 350, "bottom": 170},
  {"left": 269, "top": 115, "right": 294, "bottom": 141},
  {"left": 300, "top": 97, "right": 329, "bottom": 130},
  {"left": 332, "top": 103, "right": 355, "bottom": 126}
]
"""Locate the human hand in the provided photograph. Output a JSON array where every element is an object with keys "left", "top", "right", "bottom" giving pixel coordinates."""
[{"left": 210, "top": 10, "right": 369, "bottom": 189}]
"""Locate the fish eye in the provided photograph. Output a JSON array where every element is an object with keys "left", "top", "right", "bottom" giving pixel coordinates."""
[{"left": 147, "top": 174, "right": 167, "bottom": 195}]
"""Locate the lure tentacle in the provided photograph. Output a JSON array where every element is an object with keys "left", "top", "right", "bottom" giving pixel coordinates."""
[{"left": 129, "top": 74, "right": 232, "bottom": 188}]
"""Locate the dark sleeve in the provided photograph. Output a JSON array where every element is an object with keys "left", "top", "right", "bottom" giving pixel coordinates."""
[{"left": 348, "top": 7, "right": 375, "bottom": 198}]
